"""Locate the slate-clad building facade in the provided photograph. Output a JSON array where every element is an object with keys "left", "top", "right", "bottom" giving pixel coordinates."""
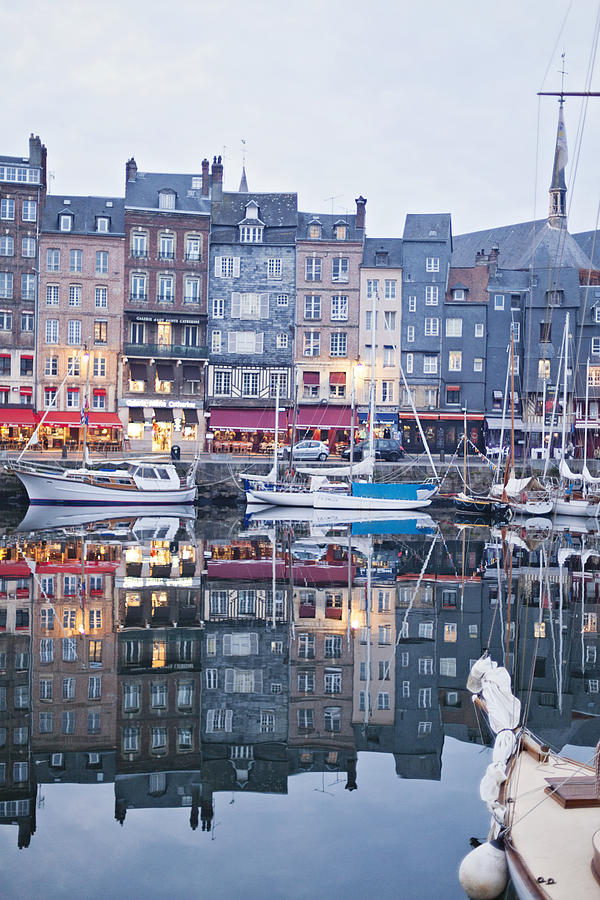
[{"left": 122, "top": 157, "right": 210, "bottom": 453}]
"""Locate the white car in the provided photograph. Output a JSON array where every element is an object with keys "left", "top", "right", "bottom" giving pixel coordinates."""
[{"left": 281, "top": 440, "right": 329, "bottom": 462}]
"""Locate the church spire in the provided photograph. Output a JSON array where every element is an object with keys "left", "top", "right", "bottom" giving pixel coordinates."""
[
  {"left": 548, "top": 100, "right": 568, "bottom": 226},
  {"left": 238, "top": 165, "right": 248, "bottom": 193}
]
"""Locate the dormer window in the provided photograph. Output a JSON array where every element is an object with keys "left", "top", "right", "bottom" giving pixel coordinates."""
[
  {"left": 375, "top": 251, "right": 388, "bottom": 266},
  {"left": 452, "top": 289, "right": 465, "bottom": 301},
  {"left": 308, "top": 221, "right": 322, "bottom": 240},
  {"left": 244, "top": 200, "right": 259, "bottom": 220},
  {"left": 240, "top": 225, "right": 263, "bottom": 243},
  {"left": 96, "top": 217, "right": 109, "bottom": 233},
  {"left": 334, "top": 223, "right": 347, "bottom": 241},
  {"left": 60, "top": 214, "right": 73, "bottom": 232},
  {"left": 158, "top": 190, "right": 176, "bottom": 211}
]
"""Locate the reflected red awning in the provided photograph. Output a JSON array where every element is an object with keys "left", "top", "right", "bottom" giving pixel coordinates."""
[
  {"left": 41, "top": 412, "right": 122, "bottom": 428},
  {"left": 297, "top": 405, "right": 354, "bottom": 429},
  {"left": 329, "top": 372, "right": 346, "bottom": 385},
  {"left": 209, "top": 407, "right": 288, "bottom": 431},
  {"left": 0, "top": 408, "right": 38, "bottom": 426},
  {"left": 303, "top": 371, "right": 320, "bottom": 385}
]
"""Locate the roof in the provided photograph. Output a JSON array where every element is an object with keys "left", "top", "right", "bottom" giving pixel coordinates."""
[
  {"left": 0, "top": 154, "right": 34, "bottom": 165},
  {"left": 125, "top": 171, "right": 211, "bottom": 215},
  {"left": 211, "top": 192, "right": 298, "bottom": 244},
  {"left": 573, "top": 230, "right": 600, "bottom": 267},
  {"left": 446, "top": 267, "right": 489, "bottom": 301},
  {"left": 403, "top": 213, "right": 452, "bottom": 243},
  {"left": 42, "top": 196, "right": 125, "bottom": 235},
  {"left": 297, "top": 210, "right": 363, "bottom": 241},
  {"left": 362, "top": 237, "right": 403, "bottom": 267},
  {"left": 453, "top": 219, "right": 592, "bottom": 270}
]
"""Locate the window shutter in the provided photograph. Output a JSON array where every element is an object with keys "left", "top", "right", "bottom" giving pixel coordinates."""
[
  {"left": 228, "top": 332, "right": 237, "bottom": 353},
  {"left": 254, "top": 333, "right": 264, "bottom": 354},
  {"left": 249, "top": 633, "right": 259, "bottom": 654},
  {"left": 214, "top": 256, "right": 222, "bottom": 277},
  {"left": 233, "top": 257, "right": 241, "bottom": 278},
  {"left": 224, "top": 668, "right": 235, "bottom": 693},
  {"left": 253, "top": 670, "right": 263, "bottom": 693},
  {"left": 223, "top": 634, "right": 232, "bottom": 655},
  {"left": 260, "top": 293, "right": 269, "bottom": 318},
  {"left": 206, "top": 709, "right": 215, "bottom": 733},
  {"left": 231, "top": 292, "right": 241, "bottom": 318},
  {"left": 225, "top": 709, "right": 233, "bottom": 732}
]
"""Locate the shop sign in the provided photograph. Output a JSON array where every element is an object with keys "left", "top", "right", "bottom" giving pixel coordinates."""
[
  {"left": 122, "top": 399, "right": 199, "bottom": 409},
  {"left": 131, "top": 314, "right": 203, "bottom": 325}
]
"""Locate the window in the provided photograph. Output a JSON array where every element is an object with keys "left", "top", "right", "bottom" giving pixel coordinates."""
[
  {"left": 21, "top": 274, "right": 35, "bottom": 300},
  {"left": 212, "top": 298, "right": 224, "bottom": 319},
  {"left": 123, "top": 727, "right": 139, "bottom": 752},
  {"left": 157, "top": 274, "right": 174, "bottom": 301},
  {"left": 240, "top": 225, "right": 263, "bottom": 245},
  {"left": 331, "top": 295, "right": 348, "bottom": 320},
  {"left": 69, "top": 249, "right": 82, "bottom": 272},
  {"left": 383, "top": 310, "right": 396, "bottom": 331},
  {"left": 383, "top": 345, "right": 394, "bottom": 367},
  {"left": 95, "top": 286, "right": 107, "bottom": 308},
  {"left": 418, "top": 687, "right": 432, "bottom": 708},
  {"left": 592, "top": 337, "right": 600, "bottom": 356},
  {"left": 41, "top": 609, "right": 54, "bottom": 631},
  {"left": 534, "top": 621, "right": 546, "bottom": 638},
  {"left": 426, "top": 257, "right": 439, "bottom": 272},
  {"left": 512, "top": 322, "right": 520, "bottom": 342},
  {"left": 474, "top": 358, "right": 483, "bottom": 372},
  {"left": 446, "top": 318, "right": 462, "bottom": 337},
  {"left": 298, "top": 670, "right": 315, "bottom": 693},
  {"left": 215, "top": 256, "right": 240, "bottom": 278},
  {"left": 304, "top": 295, "right": 321, "bottom": 319},
  {"left": 424, "top": 317, "right": 439, "bottom": 336},
  {"left": 425, "top": 286, "right": 439, "bottom": 305},
  {"left": 324, "top": 668, "right": 342, "bottom": 694},
  {"left": 324, "top": 707, "right": 341, "bottom": 732},
  {"left": 448, "top": 351, "right": 462, "bottom": 372},
  {"left": 0, "top": 273, "right": 13, "bottom": 299},
  {"left": 21, "top": 311, "right": 33, "bottom": 334},
  {"left": 130, "top": 273, "right": 146, "bottom": 301},
  {"left": 473, "top": 322, "right": 484, "bottom": 339},
  {"left": 494, "top": 294, "right": 504, "bottom": 310},
  {"left": 547, "top": 290, "right": 563, "bottom": 306},
  {"left": 380, "top": 380, "right": 393, "bottom": 402},
  {"left": 304, "top": 331, "right": 320, "bottom": 356},
  {"left": 214, "top": 370, "right": 231, "bottom": 395},
  {"left": 93, "top": 356, "right": 106, "bottom": 377},
  {"left": 332, "top": 257, "right": 349, "bottom": 282},
  {"left": 406, "top": 352, "right": 413, "bottom": 373},
  {"left": 177, "top": 681, "right": 194, "bottom": 709},
  {"left": 206, "top": 709, "right": 233, "bottom": 733},
  {"left": 583, "top": 613, "right": 597, "bottom": 633},
  {"left": 88, "top": 676, "right": 102, "bottom": 700},
  {"left": 440, "top": 657, "right": 457, "bottom": 677},
  {"left": 405, "top": 325, "right": 415, "bottom": 345},
  {"left": 89, "top": 640, "right": 103, "bottom": 666},
  {"left": 304, "top": 256, "right": 322, "bottom": 282},
  {"left": 151, "top": 682, "right": 167, "bottom": 708},
  {"left": 88, "top": 712, "right": 100, "bottom": 735},
  {"left": 184, "top": 277, "right": 200, "bottom": 304},
  {"left": 378, "top": 625, "right": 391, "bottom": 645},
  {"left": 276, "top": 332, "right": 288, "bottom": 349},
  {"left": 96, "top": 216, "right": 109, "bottom": 232},
  {"left": 419, "top": 622, "right": 433, "bottom": 639},
  {"left": 158, "top": 232, "right": 174, "bottom": 259},
  {"left": 205, "top": 668, "right": 218, "bottom": 690},
  {"left": 297, "top": 708, "right": 314, "bottom": 730},
  {"left": 377, "top": 692, "right": 390, "bottom": 710},
  {"left": 330, "top": 332, "right": 347, "bottom": 356},
  {"left": 366, "top": 278, "right": 379, "bottom": 299},
  {"left": 443, "top": 623, "right": 457, "bottom": 642},
  {"left": 13, "top": 762, "right": 28, "bottom": 782},
  {"left": 384, "top": 279, "right": 396, "bottom": 299},
  {"left": 63, "top": 637, "right": 77, "bottom": 661},
  {"left": 88, "top": 609, "right": 102, "bottom": 629},
  {"left": 0, "top": 198, "right": 15, "bottom": 219},
  {"left": 95, "top": 251, "right": 108, "bottom": 274},
  {"left": 69, "top": 284, "right": 82, "bottom": 306},
  {"left": 365, "top": 309, "right": 378, "bottom": 332},
  {"left": 92, "top": 319, "right": 107, "bottom": 345},
  {"left": 242, "top": 371, "right": 259, "bottom": 396},
  {"left": 408, "top": 296, "right": 416, "bottom": 312},
  {"left": 267, "top": 258, "right": 282, "bottom": 279},
  {"left": 211, "top": 330, "right": 222, "bottom": 353},
  {"left": 22, "top": 237, "right": 35, "bottom": 257},
  {"left": 40, "top": 638, "right": 54, "bottom": 663},
  {"left": 423, "top": 355, "right": 438, "bottom": 374},
  {"left": 60, "top": 214, "right": 72, "bottom": 231},
  {"left": 67, "top": 319, "right": 81, "bottom": 345},
  {"left": 45, "top": 319, "right": 59, "bottom": 343},
  {"left": 39, "top": 712, "right": 53, "bottom": 734},
  {"left": 186, "top": 235, "right": 201, "bottom": 260},
  {"left": 46, "top": 284, "right": 59, "bottom": 306},
  {"left": 298, "top": 633, "right": 315, "bottom": 659},
  {"left": 0, "top": 235, "right": 13, "bottom": 256},
  {"left": 62, "top": 675, "right": 76, "bottom": 702}
]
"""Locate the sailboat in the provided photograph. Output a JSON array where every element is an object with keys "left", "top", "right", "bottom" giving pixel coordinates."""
[{"left": 454, "top": 406, "right": 512, "bottom": 518}]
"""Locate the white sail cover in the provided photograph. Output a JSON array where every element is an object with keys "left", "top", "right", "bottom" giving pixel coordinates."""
[
  {"left": 297, "top": 454, "right": 375, "bottom": 479},
  {"left": 583, "top": 465, "right": 600, "bottom": 485},
  {"left": 468, "top": 655, "right": 521, "bottom": 827},
  {"left": 559, "top": 458, "right": 582, "bottom": 481},
  {"left": 489, "top": 474, "right": 541, "bottom": 499},
  {"left": 241, "top": 463, "right": 277, "bottom": 484}
]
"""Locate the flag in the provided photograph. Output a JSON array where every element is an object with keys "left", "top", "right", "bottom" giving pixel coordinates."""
[{"left": 556, "top": 104, "right": 568, "bottom": 172}]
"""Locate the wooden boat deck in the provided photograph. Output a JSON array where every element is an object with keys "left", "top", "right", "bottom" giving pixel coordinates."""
[{"left": 505, "top": 740, "right": 600, "bottom": 898}]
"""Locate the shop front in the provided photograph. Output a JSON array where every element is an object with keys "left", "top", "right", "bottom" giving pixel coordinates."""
[
  {"left": 38, "top": 411, "right": 122, "bottom": 451},
  {"left": 399, "top": 413, "right": 485, "bottom": 454},
  {"left": 296, "top": 405, "right": 355, "bottom": 454},
  {"left": 208, "top": 407, "right": 289, "bottom": 453},
  {"left": 0, "top": 408, "right": 38, "bottom": 450},
  {"left": 357, "top": 411, "right": 399, "bottom": 441},
  {"left": 484, "top": 416, "right": 526, "bottom": 460},
  {"left": 152, "top": 408, "right": 173, "bottom": 452}
]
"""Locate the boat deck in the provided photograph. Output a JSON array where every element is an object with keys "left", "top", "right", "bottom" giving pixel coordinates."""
[{"left": 506, "top": 742, "right": 600, "bottom": 898}]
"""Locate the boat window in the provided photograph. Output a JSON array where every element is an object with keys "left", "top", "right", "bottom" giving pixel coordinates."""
[
  {"left": 95, "top": 476, "right": 112, "bottom": 483},
  {"left": 141, "top": 467, "right": 158, "bottom": 479},
  {"left": 116, "top": 478, "right": 132, "bottom": 485},
  {"left": 156, "top": 469, "right": 171, "bottom": 480}
]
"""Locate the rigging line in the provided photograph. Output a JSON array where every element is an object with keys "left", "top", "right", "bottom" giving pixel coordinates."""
[
  {"left": 522, "top": 548, "right": 547, "bottom": 729},
  {"left": 537, "top": 1, "right": 574, "bottom": 94}
]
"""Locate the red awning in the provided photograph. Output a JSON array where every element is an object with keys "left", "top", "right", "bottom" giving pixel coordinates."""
[
  {"left": 41, "top": 412, "right": 122, "bottom": 428},
  {"left": 303, "top": 371, "right": 320, "bottom": 385},
  {"left": 0, "top": 354, "right": 9, "bottom": 360},
  {"left": 446, "top": 385, "right": 461, "bottom": 391},
  {"left": 297, "top": 405, "right": 354, "bottom": 429},
  {"left": 329, "top": 372, "right": 346, "bottom": 385},
  {"left": 439, "top": 413, "right": 485, "bottom": 421},
  {"left": 93, "top": 388, "right": 107, "bottom": 396},
  {"left": 398, "top": 413, "right": 439, "bottom": 420},
  {"left": 0, "top": 408, "right": 38, "bottom": 426},
  {"left": 20, "top": 387, "right": 33, "bottom": 395},
  {"left": 209, "top": 407, "right": 288, "bottom": 431},
  {"left": 0, "top": 563, "right": 31, "bottom": 577}
]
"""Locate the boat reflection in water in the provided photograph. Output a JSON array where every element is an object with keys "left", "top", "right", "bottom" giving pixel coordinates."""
[{"left": 0, "top": 506, "right": 598, "bottom": 899}]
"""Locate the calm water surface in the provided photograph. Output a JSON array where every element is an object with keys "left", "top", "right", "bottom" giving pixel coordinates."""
[{"left": 0, "top": 504, "right": 596, "bottom": 899}]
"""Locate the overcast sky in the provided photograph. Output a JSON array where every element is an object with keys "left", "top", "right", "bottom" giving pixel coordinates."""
[{"left": 4, "top": 0, "right": 600, "bottom": 238}]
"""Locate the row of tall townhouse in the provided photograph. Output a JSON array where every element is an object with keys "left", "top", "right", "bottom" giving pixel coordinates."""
[{"left": 2, "top": 106, "right": 600, "bottom": 459}]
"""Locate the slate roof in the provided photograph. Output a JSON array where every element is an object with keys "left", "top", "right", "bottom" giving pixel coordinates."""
[
  {"left": 0, "top": 153, "right": 34, "bottom": 165},
  {"left": 42, "top": 196, "right": 125, "bottom": 235},
  {"left": 573, "top": 230, "right": 600, "bottom": 268},
  {"left": 297, "top": 210, "right": 363, "bottom": 241},
  {"left": 403, "top": 213, "right": 452, "bottom": 243},
  {"left": 125, "top": 172, "right": 211, "bottom": 215},
  {"left": 214, "top": 192, "right": 297, "bottom": 228},
  {"left": 362, "top": 237, "right": 403, "bottom": 267},
  {"left": 446, "top": 267, "right": 489, "bottom": 302},
  {"left": 452, "top": 219, "right": 592, "bottom": 270}
]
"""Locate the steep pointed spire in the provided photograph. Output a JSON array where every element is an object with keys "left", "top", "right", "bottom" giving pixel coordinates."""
[
  {"left": 549, "top": 101, "right": 568, "bottom": 227},
  {"left": 238, "top": 165, "right": 248, "bottom": 193}
]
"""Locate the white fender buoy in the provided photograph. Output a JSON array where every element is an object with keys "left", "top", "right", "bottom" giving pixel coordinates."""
[{"left": 458, "top": 839, "right": 508, "bottom": 900}]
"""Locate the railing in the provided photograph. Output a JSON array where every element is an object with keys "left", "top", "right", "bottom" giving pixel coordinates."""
[
  {"left": 129, "top": 293, "right": 147, "bottom": 302},
  {"left": 131, "top": 250, "right": 148, "bottom": 259},
  {"left": 124, "top": 342, "right": 208, "bottom": 359}
]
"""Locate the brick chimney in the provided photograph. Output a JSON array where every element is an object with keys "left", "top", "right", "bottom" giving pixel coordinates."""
[
  {"left": 201, "top": 158, "right": 210, "bottom": 197},
  {"left": 488, "top": 244, "right": 499, "bottom": 277},
  {"left": 126, "top": 157, "right": 138, "bottom": 183},
  {"left": 355, "top": 195, "right": 367, "bottom": 230},
  {"left": 475, "top": 248, "right": 488, "bottom": 266},
  {"left": 211, "top": 155, "right": 223, "bottom": 203},
  {"left": 29, "top": 134, "right": 43, "bottom": 166}
]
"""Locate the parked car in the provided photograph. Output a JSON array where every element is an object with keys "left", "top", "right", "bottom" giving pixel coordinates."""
[
  {"left": 281, "top": 440, "right": 330, "bottom": 462},
  {"left": 340, "top": 439, "right": 405, "bottom": 462}
]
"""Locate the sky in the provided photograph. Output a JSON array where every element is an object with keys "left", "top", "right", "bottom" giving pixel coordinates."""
[{"left": 3, "top": 0, "right": 600, "bottom": 238}]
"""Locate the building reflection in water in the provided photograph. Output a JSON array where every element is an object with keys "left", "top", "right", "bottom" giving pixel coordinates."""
[{"left": 0, "top": 509, "right": 599, "bottom": 846}]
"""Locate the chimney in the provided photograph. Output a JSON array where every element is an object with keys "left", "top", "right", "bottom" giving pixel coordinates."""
[
  {"left": 488, "top": 244, "right": 499, "bottom": 277},
  {"left": 201, "top": 158, "right": 210, "bottom": 197},
  {"left": 475, "top": 248, "right": 488, "bottom": 266},
  {"left": 211, "top": 155, "right": 223, "bottom": 203},
  {"left": 125, "top": 157, "right": 138, "bottom": 183},
  {"left": 29, "top": 134, "right": 42, "bottom": 166},
  {"left": 355, "top": 195, "right": 367, "bottom": 230}
]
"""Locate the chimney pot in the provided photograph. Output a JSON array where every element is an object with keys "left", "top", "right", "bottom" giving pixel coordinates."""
[
  {"left": 355, "top": 195, "right": 367, "bottom": 230},
  {"left": 125, "top": 157, "right": 138, "bottom": 183},
  {"left": 201, "top": 158, "right": 210, "bottom": 197}
]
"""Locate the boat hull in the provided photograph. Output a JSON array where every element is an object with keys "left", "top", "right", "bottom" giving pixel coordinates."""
[
  {"left": 553, "top": 497, "right": 600, "bottom": 518},
  {"left": 313, "top": 490, "right": 433, "bottom": 510},
  {"left": 14, "top": 469, "right": 196, "bottom": 505}
]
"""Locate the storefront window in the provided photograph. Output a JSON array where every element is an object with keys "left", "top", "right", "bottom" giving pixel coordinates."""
[
  {"left": 152, "top": 421, "right": 172, "bottom": 452},
  {"left": 128, "top": 422, "right": 144, "bottom": 441},
  {"left": 182, "top": 424, "right": 197, "bottom": 441},
  {"left": 155, "top": 377, "right": 172, "bottom": 394},
  {"left": 129, "top": 380, "right": 145, "bottom": 393}
]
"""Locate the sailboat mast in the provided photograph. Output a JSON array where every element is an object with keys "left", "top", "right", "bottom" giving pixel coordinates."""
[
  {"left": 368, "top": 286, "right": 377, "bottom": 451},
  {"left": 584, "top": 357, "right": 590, "bottom": 479},
  {"left": 82, "top": 349, "right": 91, "bottom": 464},
  {"left": 273, "top": 378, "right": 280, "bottom": 480},
  {"left": 463, "top": 405, "right": 467, "bottom": 489},
  {"left": 560, "top": 312, "right": 570, "bottom": 466},
  {"left": 510, "top": 327, "right": 515, "bottom": 472}
]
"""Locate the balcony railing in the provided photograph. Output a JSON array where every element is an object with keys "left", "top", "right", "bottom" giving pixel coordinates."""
[
  {"left": 129, "top": 293, "right": 147, "bottom": 302},
  {"left": 124, "top": 342, "right": 208, "bottom": 359},
  {"left": 158, "top": 253, "right": 175, "bottom": 261},
  {"left": 131, "top": 250, "right": 148, "bottom": 259}
]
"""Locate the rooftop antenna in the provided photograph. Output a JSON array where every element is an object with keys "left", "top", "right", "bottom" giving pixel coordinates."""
[
  {"left": 241, "top": 138, "right": 247, "bottom": 167},
  {"left": 559, "top": 51, "right": 567, "bottom": 104},
  {"left": 323, "top": 194, "right": 342, "bottom": 216}
]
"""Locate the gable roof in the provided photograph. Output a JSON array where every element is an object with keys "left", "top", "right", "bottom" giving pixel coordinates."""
[
  {"left": 362, "top": 237, "right": 403, "bottom": 267},
  {"left": 453, "top": 219, "right": 592, "bottom": 270},
  {"left": 42, "top": 196, "right": 125, "bottom": 234},
  {"left": 125, "top": 171, "right": 210, "bottom": 215},
  {"left": 403, "top": 213, "right": 452, "bottom": 243},
  {"left": 297, "top": 210, "right": 363, "bottom": 241}
]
